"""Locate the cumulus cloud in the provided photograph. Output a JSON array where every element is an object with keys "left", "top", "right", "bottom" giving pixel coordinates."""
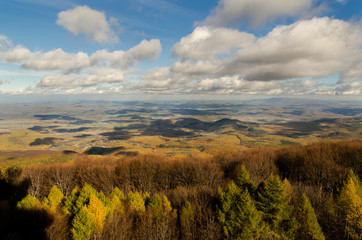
[
  {"left": 22, "top": 48, "right": 89, "bottom": 73},
  {"left": 199, "top": 0, "right": 316, "bottom": 27},
  {"left": 0, "top": 35, "right": 162, "bottom": 92},
  {"left": 38, "top": 68, "right": 125, "bottom": 89},
  {"left": 90, "top": 39, "right": 161, "bottom": 68},
  {"left": 173, "top": 26, "right": 254, "bottom": 60},
  {"left": 0, "top": 39, "right": 161, "bottom": 74},
  {"left": 57, "top": 5, "right": 119, "bottom": 44},
  {"left": 224, "top": 17, "right": 362, "bottom": 81},
  {"left": 136, "top": 17, "right": 361, "bottom": 95}
]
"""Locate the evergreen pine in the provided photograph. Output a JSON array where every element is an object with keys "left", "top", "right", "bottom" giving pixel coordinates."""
[
  {"left": 217, "top": 182, "right": 263, "bottom": 240},
  {"left": 234, "top": 165, "right": 255, "bottom": 195},
  {"left": 71, "top": 206, "right": 95, "bottom": 240},
  {"left": 63, "top": 186, "right": 80, "bottom": 215},
  {"left": 256, "top": 175, "right": 297, "bottom": 239},
  {"left": 297, "top": 194, "right": 325, "bottom": 240}
]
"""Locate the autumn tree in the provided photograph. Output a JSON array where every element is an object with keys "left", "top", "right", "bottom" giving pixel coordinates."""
[
  {"left": 17, "top": 194, "right": 41, "bottom": 210},
  {"left": 126, "top": 191, "right": 145, "bottom": 212},
  {"left": 337, "top": 172, "right": 362, "bottom": 240},
  {"left": 179, "top": 201, "right": 195, "bottom": 240},
  {"left": 43, "top": 185, "right": 64, "bottom": 210}
]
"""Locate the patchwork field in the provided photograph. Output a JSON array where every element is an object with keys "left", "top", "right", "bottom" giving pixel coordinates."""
[{"left": 0, "top": 98, "right": 361, "bottom": 169}]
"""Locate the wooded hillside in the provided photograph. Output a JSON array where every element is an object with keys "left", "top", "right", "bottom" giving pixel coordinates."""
[{"left": 0, "top": 140, "right": 361, "bottom": 240}]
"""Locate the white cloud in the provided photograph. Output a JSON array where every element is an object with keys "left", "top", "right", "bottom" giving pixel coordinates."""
[
  {"left": 22, "top": 48, "right": 90, "bottom": 73},
  {"left": 0, "top": 35, "right": 12, "bottom": 50},
  {"left": 134, "top": 17, "right": 362, "bottom": 95},
  {"left": 200, "top": 0, "right": 315, "bottom": 27},
  {"left": 171, "top": 60, "right": 221, "bottom": 76},
  {"left": 0, "top": 38, "right": 161, "bottom": 74},
  {"left": 38, "top": 68, "right": 125, "bottom": 89},
  {"left": 173, "top": 26, "right": 254, "bottom": 60},
  {"left": 0, "top": 35, "right": 163, "bottom": 92},
  {"left": 0, "top": 79, "right": 3, "bottom": 85},
  {"left": 224, "top": 17, "right": 362, "bottom": 81},
  {"left": 120, "top": 39, "right": 162, "bottom": 68},
  {"left": 57, "top": 5, "right": 119, "bottom": 44},
  {"left": 4, "top": 46, "right": 34, "bottom": 62},
  {"left": 90, "top": 39, "right": 161, "bottom": 68}
]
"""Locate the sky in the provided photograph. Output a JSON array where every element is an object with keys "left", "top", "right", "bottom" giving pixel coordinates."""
[{"left": 0, "top": 0, "right": 361, "bottom": 99}]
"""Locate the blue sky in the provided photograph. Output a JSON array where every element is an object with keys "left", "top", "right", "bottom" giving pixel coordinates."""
[{"left": 0, "top": 0, "right": 361, "bottom": 97}]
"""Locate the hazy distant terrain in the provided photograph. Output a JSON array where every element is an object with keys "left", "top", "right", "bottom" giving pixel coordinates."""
[{"left": 0, "top": 98, "right": 361, "bottom": 168}]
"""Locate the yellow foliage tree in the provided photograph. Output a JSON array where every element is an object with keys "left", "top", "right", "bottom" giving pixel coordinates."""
[
  {"left": 43, "top": 185, "right": 64, "bottom": 210},
  {"left": 338, "top": 177, "right": 362, "bottom": 240},
  {"left": 126, "top": 191, "right": 145, "bottom": 212},
  {"left": 17, "top": 194, "right": 41, "bottom": 210},
  {"left": 87, "top": 194, "right": 108, "bottom": 236}
]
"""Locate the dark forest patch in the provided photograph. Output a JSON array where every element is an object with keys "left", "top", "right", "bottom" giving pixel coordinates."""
[
  {"left": 247, "top": 127, "right": 268, "bottom": 135},
  {"left": 69, "top": 119, "right": 94, "bottom": 125},
  {"left": 83, "top": 146, "right": 125, "bottom": 155},
  {"left": 100, "top": 129, "right": 132, "bottom": 140},
  {"left": 29, "top": 138, "right": 60, "bottom": 146},
  {"left": 63, "top": 150, "right": 78, "bottom": 155},
  {"left": 74, "top": 134, "right": 92, "bottom": 138},
  {"left": 322, "top": 108, "right": 362, "bottom": 116},
  {"left": 122, "top": 123, "right": 148, "bottom": 129},
  {"left": 53, "top": 127, "right": 90, "bottom": 133},
  {"left": 28, "top": 126, "right": 58, "bottom": 133},
  {"left": 284, "top": 110, "right": 305, "bottom": 116},
  {"left": 33, "top": 114, "right": 78, "bottom": 121}
]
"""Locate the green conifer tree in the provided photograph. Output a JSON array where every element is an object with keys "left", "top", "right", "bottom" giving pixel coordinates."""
[
  {"left": 297, "top": 194, "right": 325, "bottom": 240},
  {"left": 217, "top": 182, "right": 264, "bottom": 240},
  {"left": 71, "top": 206, "right": 95, "bottom": 240},
  {"left": 148, "top": 193, "right": 162, "bottom": 217},
  {"left": 234, "top": 165, "right": 255, "bottom": 194},
  {"left": 74, "top": 184, "right": 97, "bottom": 214},
  {"left": 63, "top": 186, "right": 80, "bottom": 215},
  {"left": 256, "top": 175, "right": 297, "bottom": 239}
]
